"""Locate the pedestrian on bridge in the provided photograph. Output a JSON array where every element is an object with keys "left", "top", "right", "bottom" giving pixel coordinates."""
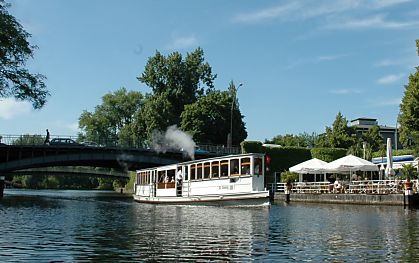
[{"left": 44, "top": 129, "right": 50, "bottom": 145}]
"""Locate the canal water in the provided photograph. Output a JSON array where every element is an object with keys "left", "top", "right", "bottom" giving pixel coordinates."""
[{"left": 1, "top": 189, "right": 419, "bottom": 262}]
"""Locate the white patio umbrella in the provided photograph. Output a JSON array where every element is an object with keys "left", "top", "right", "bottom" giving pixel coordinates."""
[
  {"left": 323, "top": 154, "right": 378, "bottom": 180},
  {"left": 289, "top": 158, "right": 328, "bottom": 182},
  {"left": 385, "top": 138, "right": 395, "bottom": 179}
]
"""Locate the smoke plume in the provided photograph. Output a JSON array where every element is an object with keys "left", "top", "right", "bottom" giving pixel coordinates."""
[{"left": 151, "top": 125, "right": 196, "bottom": 160}]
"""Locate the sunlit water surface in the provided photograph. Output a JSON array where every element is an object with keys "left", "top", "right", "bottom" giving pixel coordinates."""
[{"left": 1, "top": 189, "right": 419, "bottom": 262}]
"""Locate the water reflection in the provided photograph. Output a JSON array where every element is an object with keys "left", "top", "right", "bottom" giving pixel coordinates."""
[{"left": 1, "top": 190, "right": 419, "bottom": 262}]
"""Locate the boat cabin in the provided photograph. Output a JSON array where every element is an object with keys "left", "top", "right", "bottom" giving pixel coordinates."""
[{"left": 134, "top": 153, "right": 266, "bottom": 199}]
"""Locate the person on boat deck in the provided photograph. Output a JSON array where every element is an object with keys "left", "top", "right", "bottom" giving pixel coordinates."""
[
  {"left": 164, "top": 176, "right": 169, "bottom": 183},
  {"left": 170, "top": 176, "right": 174, "bottom": 183}
]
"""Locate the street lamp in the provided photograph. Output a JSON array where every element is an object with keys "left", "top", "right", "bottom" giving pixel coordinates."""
[{"left": 227, "top": 83, "right": 243, "bottom": 148}]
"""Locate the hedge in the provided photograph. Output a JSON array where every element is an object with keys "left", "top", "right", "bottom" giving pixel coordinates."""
[{"left": 310, "top": 147, "right": 347, "bottom": 162}]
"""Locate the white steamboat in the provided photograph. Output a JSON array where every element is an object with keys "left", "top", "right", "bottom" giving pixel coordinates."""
[{"left": 133, "top": 153, "right": 270, "bottom": 206}]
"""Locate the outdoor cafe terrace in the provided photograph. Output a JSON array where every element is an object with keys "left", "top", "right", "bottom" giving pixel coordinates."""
[{"left": 273, "top": 179, "right": 419, "bottom": 195}]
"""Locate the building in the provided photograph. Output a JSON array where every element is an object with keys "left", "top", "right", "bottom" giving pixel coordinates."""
[{"left": 350, "top": 117, "right": 401, "bottom": 149}]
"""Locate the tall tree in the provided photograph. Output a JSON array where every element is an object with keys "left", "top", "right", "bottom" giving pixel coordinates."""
[
  {"left": 361, "top": 125, "right": 383, "bottom": 152},
  {"left": 180, "top": 90, "right": 247, "bottom": 145},
  {"left": 321, "top": 112, "right": 357, "bottom": 148},
  {"left": 399, "top": 40, "right": 419, "bottom": 153},
  {"left": 0, "top": 1, "right": 48, "bottom": 109},
  {"left": 265, "top": 134, "right": 306, "bottom": 147},
  {"left": 78, "top": 88, "right": 144, "bottom": 146},
  {"left": 138, "top": 47, "right": 216, "bottom": 126}
]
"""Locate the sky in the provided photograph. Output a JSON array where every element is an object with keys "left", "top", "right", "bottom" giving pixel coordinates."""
[{"left": 1, "top": 0, "right": 419, "bottom": 142}]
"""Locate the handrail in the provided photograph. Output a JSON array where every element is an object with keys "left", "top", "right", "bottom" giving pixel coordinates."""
[{"left": 271, "top": 179, "right": 419, "bottom": 194}]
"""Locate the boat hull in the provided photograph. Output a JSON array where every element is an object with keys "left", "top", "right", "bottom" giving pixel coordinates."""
[{"left": 133, "top": 191, "right": 270, "bottom": 206}]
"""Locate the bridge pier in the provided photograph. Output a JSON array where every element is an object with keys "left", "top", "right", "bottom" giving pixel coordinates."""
[{"left": 0, "top": 175, "right": 4, "bottom": 198}]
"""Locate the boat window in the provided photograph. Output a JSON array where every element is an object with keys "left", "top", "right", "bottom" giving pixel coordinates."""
[
  {"left": 146, "top": 171, "right": 150, "bottom": 184},
  {"left": 184, "top": 166, "right": 189, "bottom": 181},
  {"left": 158, "top": 171, "right": 165, "bottom": 183},
  {"left": 220, "top": 161, "right": 228, "bottom": 177},
  {"left": 230, "top": 159, "right": 239, "bottom": 176},
  {"left": 241, "top": 158, "right": 251, "bottom": 175},
  {"left": 197, "top": 163, "right": 203, "bottom": 180},
  {"left": 204, "top": 162, "right": 210, "bottom": 179},
  {"left": 191, "top": 164, "right": 196, "bottom": 180},
  {"left": 167, "top": 169, "right": 176, "bottom": 183},
  {"left": 254, "top": 157, "right": 262, "bottom": 176},
  {"left": 211, "top": 161, "right": 219, "bottom": 178}
]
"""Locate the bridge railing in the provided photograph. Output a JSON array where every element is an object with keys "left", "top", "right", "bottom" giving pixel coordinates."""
[{"left": 0, "top": 134, "right": 240, "bottom": 155}]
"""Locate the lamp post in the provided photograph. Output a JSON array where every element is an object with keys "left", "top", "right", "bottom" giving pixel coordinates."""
[
  {"left": 228, "top": 83, "right": 243, "bottom": 148},
  {"left": 362, "top": 141, "right": 367, "bottom": 159},
  {"left": 395, "top": 113, "right": 399, "bottom": 151}
]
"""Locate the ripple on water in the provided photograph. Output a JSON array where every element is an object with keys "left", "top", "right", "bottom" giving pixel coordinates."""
[{"left": 2, "top": 190, "right": 419, "bottom": 262}]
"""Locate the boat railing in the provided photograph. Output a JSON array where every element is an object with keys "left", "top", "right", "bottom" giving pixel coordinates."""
[{"left": 271, "top": 179, "right": 419, "bottom": 194}]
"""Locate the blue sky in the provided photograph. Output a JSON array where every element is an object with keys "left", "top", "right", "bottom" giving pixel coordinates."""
[{"left": 1, "top": 0, "right": 418, "bottom": 142}]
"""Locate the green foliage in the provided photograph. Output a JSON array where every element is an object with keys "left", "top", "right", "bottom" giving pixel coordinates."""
[
  {"left": 266, "top": 134, "right": 306, "bottom": 147},
  {"left": 265, "top": 146, "right": 312, "bottom": 174},
  {"left": 319, "top": 112, "right": 357, "bottom": 149},
  {"left": 124, "top": 171, "right": 136, "bottom": 193},
  {"left": 0, "top": 1, "right": 49, "bottom": 108},
  {"left": 310, "top": 147, "right": 347, "bottom": 162},
  {"left": 401, "top": 164, "right": 418, "bottom": 180},
  {"left": 181, "top": 90, "right": 247, "bottom": 145},
  {"left": 138, "top": 47, "right": 216, "bottom": 125},
  {"left": 362, "top": 125, "right": 383, "bottom": 152},
  {"left": 79, "top": 87, "right": 144, "bottom": 146},
  {"left": 240, "top": 141, "right": 263, "bottom": 153},
  {"left": 133, "top": 92, "right": 176, "bottom": 141},
  {"left": 280, "top": 171, "right": 299, "bottom": 183},
  {"left": 12, "top": 134, "right": 44, "bottom": 145},
  {"left": 399, "top": 40, "right": 419, "bottom": 154},
  {"left": 266, "top": 132, "right": 320, "bottom": 148}
]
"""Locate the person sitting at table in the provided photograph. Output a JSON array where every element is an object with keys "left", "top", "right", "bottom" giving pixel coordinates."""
[{"left": 334, "top": 180, "right": 342, "bottom": 193}]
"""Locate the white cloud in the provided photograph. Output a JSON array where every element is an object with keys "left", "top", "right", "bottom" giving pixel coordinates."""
[
  {"left": 232, "top": 2, "right": 300, "bottom": 23},
  {"left": 374, "top": 97, "right": 401, "bottom": 106},
  {"left": 325, "top": 14, "right": 419, "bottom": 30},
  {"left": 377, "top": 73, "right": 404, "bottom": 84},
  {"left": 370, "top": 0, "right": 411, "bottom": 9},
  {"left": 166, "top": 36, "right": 198, "bottom": 50},
  {"left": 285, "top": 53, "right": 349, "bottom": 69},
  {"left": 232, "top": 1, "right": 418, "bottom": 31},
  {"left": 0, "top": 98, "right": 32, "bottom": 120},
  {"left": 329, "top": 89, "right": 363, "bottom": 95}
]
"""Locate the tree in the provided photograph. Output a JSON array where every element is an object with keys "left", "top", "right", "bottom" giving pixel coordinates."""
[
  {"left": 0, "top": 1, "right": 49, "bottom": 109},
  {"left": 78, "top": 88, "right": 144, "bottom": 146},
  {"left": 138, "top": 47, "right": 216, "bottom": 125},
  {"left": 361, "top": 125, "right": 383, "bottom": 152},
  {"left": 132, "top": 92, "right": 175, "bottom": 143},
  {"left": 399, "top": 40, "right": 419, "bottom": 154},
  {"left": 320, "top": 112, "right": 357, "bottom": 149},
  {"left": 180, "top": 90, "right": 247, "bottom": 145},
  {"left": 12, "top": 134, "right": 43, "bottom": 145},
  {"left": 266, "top": 134, "right": 307, "bottom": 147}
]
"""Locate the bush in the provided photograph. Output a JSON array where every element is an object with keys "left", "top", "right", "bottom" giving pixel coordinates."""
[
  {"left": 240, "top": 141, "right": 263, "bottom": 153},
  {"left": 281, "top": 171, "right": 299, "bottom": 183},
  {"left": 311, "top": 147, "right": 347, "bottom": 162}
]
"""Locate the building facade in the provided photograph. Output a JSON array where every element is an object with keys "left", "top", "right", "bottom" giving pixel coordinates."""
[{"left": 350, "top": 117, "right": 401, "bottom": 150}]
